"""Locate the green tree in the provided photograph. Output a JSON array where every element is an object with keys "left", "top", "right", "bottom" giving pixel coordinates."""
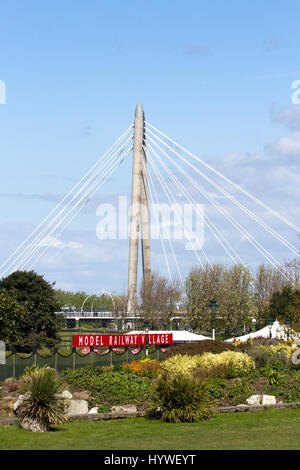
[
  {"left": 185, "top": 264, "right": 224, "bottom": 331},
  {"left": 55, "top": 289, "right": 113, "bottom": 310},
  {"left": 253, "top": 264, "right": 297, "bottom": 328},
  {"left": 139, "top": 272, "right": 182, "bottom": 329},
  {"left": 266, "top": 285, "right": 300, "bottom": 331},
  {"left": 185, "top": 264, "right": 254, "bottom": 335},
  {"left": 0, "top": 289, "right": 29, "bottom": 345},
  {"left": 0, "top": 271, "right": 62, "bottom": 348},
  {"left": 218, "top": 264, "right": 254, "bottom": 336}
]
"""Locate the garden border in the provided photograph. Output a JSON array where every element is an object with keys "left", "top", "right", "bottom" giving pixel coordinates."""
[{"left": 2, "top": 402, "right": 300, "bottom": 427}]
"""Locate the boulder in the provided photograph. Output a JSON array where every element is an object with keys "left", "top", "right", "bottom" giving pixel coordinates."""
[
  {"left": 88, "top": 407, "right": 99, "bottom": 414},
  {"left": 111, "top": 405, "right": 137, "bottom": 414},
  {"left": 13, "top": 392, "right": 31, "bottom": 417},
  {"left": 236, "top": 404, "right": 249, "bottom": 411},
  {"left": 245, "top": 394, "right": 277, "bottom": 406},
  {"left": 246, "top": 395, "right": 262, "bottom": 406},
  {"left": 54, "top": 390, "right": 73, "bottom": 400},
  {"left": 72, "top": 390, "right": 90, "bottom": 400},
  {"left": 0, "top": 397, "right": 16, "bottom": 417},
  {"left": 21, "top": 416, "right": 50, "bottom": 433},
  {"left": 64, "top": 399, "right": 89, "bottom": 416},
  {"left": 262, "top": 394, "right": 276, "bottom": 405}
]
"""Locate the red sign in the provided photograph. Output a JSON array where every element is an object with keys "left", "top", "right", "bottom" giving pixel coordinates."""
[{"left": 73, "top": 333, "right": 173, "bottom": 348}]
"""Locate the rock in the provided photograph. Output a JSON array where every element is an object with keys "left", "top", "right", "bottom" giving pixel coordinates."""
[
  {"left": 21, "top": 416, "right": 50, "bottom": 433},
  {"left": 13, "top": 393, "right": 31, "bottom": 417},
  {"left": 64, "top": 399, "right": 89, "bottom": 416},
  {"left": 245, "top": 394, "right": 277, "bottom": 406},
  {"left": 55, "top": 390, "right": 73, "bottom": 400},
  {"left": 262, "top": 394, "right": 276, "bottom": 405},
  {"left": 246, "top": 395, "right": 262, "bottom": 406},
  {"left": 111, "top": 405, "right": 137, "bottom": 414},
  {"left": 88, "top": 407, "right": 99, "bottom": 414},
  {"left": 0, "top": 397, "right": 16, "bottom": 417},
  {"left": 236, "top": 404, "right": 249, "bottom": 410},
  {"left": 72, "top": 390, "right": 90, "bottom": 400}
]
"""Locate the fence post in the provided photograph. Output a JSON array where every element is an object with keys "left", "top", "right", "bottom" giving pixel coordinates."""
[
  {"left": 109, "top": 347, "right": 113, "bottom": 366},
  {"left": 33, "top": 347, "right": 37, "bottom": 366},
  {"left": 90, "top": 347, "right": 94, "bottom": 367},
  {"left": 54, "top": 347, "right": 58, "bottom": 372},
  {"left": 72, "top": 347, "right": 76, "bottom": 370},
  {"left": 12, "top": 348, "right": 16, "bottom": 379},
  {"left": 156, "top": 346, "right": 159, "bottom": 361}
]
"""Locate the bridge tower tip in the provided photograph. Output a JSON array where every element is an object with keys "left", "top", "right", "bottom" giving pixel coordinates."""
[{"left": 135, "top": 103, "right": 144, "bottom": 118}]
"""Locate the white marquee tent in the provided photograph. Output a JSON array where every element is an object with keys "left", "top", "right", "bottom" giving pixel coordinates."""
[
  {"left": 126, "top": 330, "right": 212, "bottom": 343},
  {"left": 226, "top": 320, "right": 300, "bottom": 343}
]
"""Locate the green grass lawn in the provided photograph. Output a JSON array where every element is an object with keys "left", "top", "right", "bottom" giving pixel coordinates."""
[{"left": 0, "top": 408, "right": 300, "bottom": 450}]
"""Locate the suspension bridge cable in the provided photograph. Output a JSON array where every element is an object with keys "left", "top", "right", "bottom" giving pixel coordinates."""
[
  {"left": 145, "top": 121, "right": 300, "bottom": 235},
  {"left": 146, "top": 140, "right": 245, "bottom": 266},
  {"left": 145, "top": 126, "right": 299, "bottom": 257},
  {"left": 3, "top": 136, "right": 133, "bottom": 276},
  {"left": 146, "top": 132, "right": 288, "bottom": 275},
  {"left": 24, "top": 146, "right": 133, "bottom": 271},
  {"left": 147, "top": 140, "right": 256, "bottom": 289},
  {"left": 141, "top": 151, "right": 175, "bottom": 287},
  {"left": 11, "top": 143, "right": 133, "bottom": 273},
  {"left": 141, "top": 146, "right": 184, "bottom": 285},
  {"left": 145, "top": 145, "right": 208, "bottom": 269},
  {"left": 0, "top": 125, "right": 133, "bottom": 274},
  {"left": 1, "top": 130, "right": 133, "bottom": 276},
  {"left": 145, "top": 133, "right": 290, "bottom": 278},
  {"left": 15, "top": 143, "right": 133, "bottom": 272}
]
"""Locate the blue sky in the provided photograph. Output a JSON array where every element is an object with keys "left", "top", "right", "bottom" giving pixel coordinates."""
[{"left": 0, "top": 0, "right": 300, "bottom": 294}]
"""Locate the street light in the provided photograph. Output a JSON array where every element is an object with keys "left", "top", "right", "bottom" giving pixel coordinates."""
[
  {"left": 251, "top": 318, "right": 256, "bottom": 332},
  {"left": 267, "top": 320, "right": 273, "bottom": 339},
  {"left": 143, "top": 321, "right": 150, "bottom": 356},
  {"left": 285, "top": 319, "right": 291, "bottom": 341},
  {"left": 209, "top": 299, "right": 218, "bottom": 341}
]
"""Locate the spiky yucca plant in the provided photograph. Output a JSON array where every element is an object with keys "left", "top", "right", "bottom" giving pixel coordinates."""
[
  {"left": 19, "top": 367, "right": 66, "bottom": 430},
  {"left": 146, "top": 372, "right": 213, "bottom": 423}
]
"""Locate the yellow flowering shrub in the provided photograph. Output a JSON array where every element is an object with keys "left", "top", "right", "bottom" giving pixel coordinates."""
[
  {"left": 195, "top": 351, "right": 255, "bottom": 375},
  {"left": 160, "top": 354, "right": 199, "bottom": 377},
  {"left": 161, "top": 351, "right": 255, "bottom": 377},
  {"left": 257, "top": 343, "right": 293, "bottom": 360}
]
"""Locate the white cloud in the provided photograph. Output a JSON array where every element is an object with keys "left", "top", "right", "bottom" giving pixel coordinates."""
[
  {"left": 222, "top": 152, "right": 263, "bottom": 164},
  {"left": 265, "top": 131, "right": 300, "bottom": 158},
  {"left": 270, "top": 105, "right": 300, "bottom": 132},
  {"left": 39, "top": 236, "right": 83, "bottom": 251}
]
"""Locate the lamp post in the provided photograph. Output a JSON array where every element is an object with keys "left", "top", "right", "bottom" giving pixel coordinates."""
[
  {"left": 267, "top": 320, "right": 273, "bottom": 339},
  {"left": 209, "top": 300, "right": 218, "bottom": 341},
  {"left": 285, "top": 319, "right": 291, "bottom": 341},
  {"left": 143, "top": 321, "right": 150, "bottom": 356},
  {"left": 251, "top": 318, "right": 256, "bottom": 332}
]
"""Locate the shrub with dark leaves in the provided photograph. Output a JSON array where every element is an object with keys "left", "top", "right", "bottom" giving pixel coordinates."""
[
  {"left": 146, "top": 372, "right": 214, "bottom": 423},
  {"left": 164, "top": 340, "right": 234, "bottom": 358}
]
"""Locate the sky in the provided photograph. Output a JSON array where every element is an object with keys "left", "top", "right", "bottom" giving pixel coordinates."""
[{"left": 0, "top": 0, "right": 300, "bottom": 295}]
